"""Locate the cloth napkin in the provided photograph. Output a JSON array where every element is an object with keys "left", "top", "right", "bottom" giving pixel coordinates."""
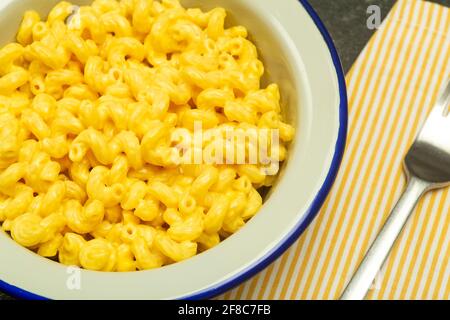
[{"left": 220, "top": 0, "right": 450, "bottom": 300}]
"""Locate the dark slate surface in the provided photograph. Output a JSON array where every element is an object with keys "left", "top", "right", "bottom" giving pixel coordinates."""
[
  {"left": 1, "top": 0, "right": 448, "bottom": 300},
  {"left": 308, "top": 0, "right": 449, "bottom": 72}
]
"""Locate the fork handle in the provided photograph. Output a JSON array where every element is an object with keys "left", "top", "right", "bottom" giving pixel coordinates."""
[{"left": 341, "top": 176, "right": 431, "bottom": 300}]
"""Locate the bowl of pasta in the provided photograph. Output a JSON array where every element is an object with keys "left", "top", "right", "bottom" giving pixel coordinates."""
[{"left": 0, "top": 0, "right": 347, "bottom": 299}]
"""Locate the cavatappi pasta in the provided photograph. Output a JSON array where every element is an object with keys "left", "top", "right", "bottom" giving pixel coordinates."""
[{"left": 0, "top": 0, "right": 295, "bottom": 271}]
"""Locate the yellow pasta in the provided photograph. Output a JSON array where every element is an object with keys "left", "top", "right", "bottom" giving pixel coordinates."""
[
  {"left": 0, "top": 0, "right": 294, "bottom": 271},
  {"left": 116, "top": 243, "right": 136, "bottom": 272},
  {"left": 58, "top": 232, "right": 86, "bottom": 266},
  {"left": 79, "top": 238, "right": 116, "bottom": 271}
]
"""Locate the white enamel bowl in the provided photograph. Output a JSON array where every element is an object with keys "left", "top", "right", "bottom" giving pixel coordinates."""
[{"left": 0, "top": 0, "right": 347, "bottom": 299}]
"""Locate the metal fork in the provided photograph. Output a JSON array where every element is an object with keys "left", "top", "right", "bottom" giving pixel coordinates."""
[{"left": 341, "top": 80, "right": 450, "bottom": 300}]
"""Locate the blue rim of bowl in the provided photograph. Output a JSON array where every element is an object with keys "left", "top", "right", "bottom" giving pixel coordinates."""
[{"left": 0, "top": 0, "right": 348, "bottom": 300}]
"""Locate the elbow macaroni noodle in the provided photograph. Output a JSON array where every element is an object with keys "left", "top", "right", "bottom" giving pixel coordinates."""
[{"left": 0, "top": 0, "right": 295, "bottom": 271}]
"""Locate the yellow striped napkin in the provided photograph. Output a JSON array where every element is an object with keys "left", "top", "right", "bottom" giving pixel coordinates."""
[{"left": 219, "top": 0, "right": 450, "bottom": 300}]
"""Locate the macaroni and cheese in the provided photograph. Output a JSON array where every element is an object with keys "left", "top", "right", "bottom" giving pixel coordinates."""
[{"left": 0, "top": 0, "right": 295, "bottom": 271}]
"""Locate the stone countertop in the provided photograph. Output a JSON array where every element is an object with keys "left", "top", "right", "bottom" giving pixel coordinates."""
[
  {"left": 309, "top": 0, "right": 448, "bottom": 72},
  {"left": 1, "top": 0, "right": 448, "bottom": 300}
]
